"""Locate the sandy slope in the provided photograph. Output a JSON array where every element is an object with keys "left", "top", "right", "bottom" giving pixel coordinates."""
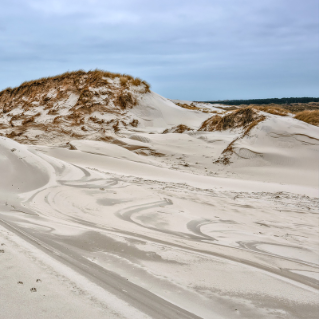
[
  {"left": 132, "top": 93, "right": 210, "bottom": 131},
  {"left": 1, "top": 112, "right": 319, "bottom": 318},
  {"left": 1, "top": 88, "right": 319, "bottom": 318},
  {"left": 0, "top": 223, "right": 150, "bottom": 319}
]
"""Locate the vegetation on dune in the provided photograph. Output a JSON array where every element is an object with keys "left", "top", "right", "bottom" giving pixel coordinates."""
[
  {"left": 175, "top": 102, "right": 200, "bottom": 111},
  {"left": 0, "top": 69, "right": 150, "bottom": 105},
  {"left": 175, "top": 102, "right": 216, "bottom": 114},
  {"left": 203, "top": 104, "right": 319, "bottom": 167},
  {"left": 294, "top": 110, "right": 319, "bottom": 126},
  {"left": 239, "top": 103, "right": 319, "bottom": 114},
  {"left": 163, "top": 124, "right": 192, "bottom": 134},
  {"left": 175, "top": 101, "right": 290, "bottom": 117},
  {"left": 202, "top": 96, "right": 319, "bottom": 116},
  {"left": 252, "top": 105, "right": 288, "bottom": 116},
  {"left": 199, "top": 107, "right": 265, "bottom": 132},
  {"left": 204, "top": 97, "right": 319, "bottom": 106},
  {"left": 117, "top": 92, "right": 137, "bottom": 109},
  {"left": 0, "top": 69, "right": 151, "bottom": 142},
  {"left": 199, "top": 107, "right": 267, "bottom": 165}
]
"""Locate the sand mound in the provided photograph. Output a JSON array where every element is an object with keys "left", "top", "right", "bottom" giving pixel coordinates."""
[
  {"left": 199, "top": 107, "right": 265, "bottom": 132},
  {"left": 0, "top": 70, "right": 151, "bottom": 144},
  {"left": 0, "top": 137, "right": 52, "bottom": 194},
  {"left": 0, "top": 71, "right": 211, "bottom": 145}
]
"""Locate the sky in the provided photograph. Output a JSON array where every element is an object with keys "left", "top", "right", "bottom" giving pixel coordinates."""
[{"left": 1, "top": 0, "right": 318, "bottom": 100}]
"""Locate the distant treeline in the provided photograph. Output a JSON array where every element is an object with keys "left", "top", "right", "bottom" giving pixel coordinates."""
[{"left": 204, "top": 97, "right": 319, "bottom": 105}]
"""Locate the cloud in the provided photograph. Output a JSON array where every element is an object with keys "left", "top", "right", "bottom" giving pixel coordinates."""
[{"left": 0, "top": 0, "right": 318, "bottom": 99}]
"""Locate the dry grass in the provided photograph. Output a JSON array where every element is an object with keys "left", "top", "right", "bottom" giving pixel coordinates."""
[
  {"left": 163, "top": 124, "right": 192, "bottom": 134},
  {"left": 0, "top": 68, "right": 151, "bottom": 139},
  {"left": 171, "top": 124, "right": 192, "bottom": 133},
  {"left": 117, "top": 92, "right": 136, "bottom": 109},
  {"left": 120, "top": 76, "right": 130, "bottom": 87},
  {"left": 89, "top": 116, "right": 104, "bottom": 124},
  {"left": 0, "top": 69, "right": 150, "bottom": 105},
  {"left": 294, "top": 110, "right": 319, "bottom": 126},
  {"left": 199, "top": 107, "right": 263, "bottom": 132},
  {"left": 199, "top": 115, "right": 222, "bottom": 131},
  {"left": 6, "top": 130, "right": 24, "bottom": 138},
  {"left": 212, "top": 106, "right": 318, "bottom": 166},
  {"left": 253, "top": 105, "right": 289, "bottom": 116},
  {"left": 131, "top": 77, "right": 142, "bottom": 86},
  {"left": 9, "top": 114, "right": 22, "bottom": 126},
  {"left": 141, "top": 80, "right": 151, "bottom": 93},
  {"left": 130, "top": 119, "right": 139, "bottom": 127},
  {"left": 175, "top": 102, "right": 216, "bottom": 114},
  {"left": 120, "top": 75, "right": 150, "bottom": 92},
  {"left": 205, "top": 108, "right": 267, "bottom": 165},
  {"left": 0, "top": 69, "right": 152, "bottom": 141},
  {"left": 53, "top": 116, "right": 62, "bottom": 124},
  {"left": 48, "top": 109, "right": 58, "bottom": 115},
  {"left": 21, "top": 112, "right": 41, "bottom": 125},
  {"left": 77, "top": 87, "right": 94, "bottom": 104},
  {"left": 224, "top": 102, "right": 319, "bottom": 113},
  {"left": 175, "top": 102, "right": 201, "bottom": 111},
  {"left": 282, "top": 102, "right": 319, "bottom": 113}
]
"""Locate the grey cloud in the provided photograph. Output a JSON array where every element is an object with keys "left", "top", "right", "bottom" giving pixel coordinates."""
[{"left": 0, "top": 0, "right": 318, "bottom": 100}]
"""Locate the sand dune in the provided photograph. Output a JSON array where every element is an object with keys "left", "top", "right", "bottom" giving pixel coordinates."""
[{"left": 1, "top": 73, "right": 318, "bottom": 318}]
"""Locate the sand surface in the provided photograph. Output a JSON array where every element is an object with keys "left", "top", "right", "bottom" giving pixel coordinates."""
[{"left": 1, "top": 95, "right": 319, "bottom": 318}]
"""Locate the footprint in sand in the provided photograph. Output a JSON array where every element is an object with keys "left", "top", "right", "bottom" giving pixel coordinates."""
[
  {"left": 30, "top": 288, "right": 37, "bottom": 292},
  {"left": 0, "top": 249, "right": 4, "bottom": 253},
  {"left": 18, "top": 281, "right": 23, "bottom": 284},
  {"left": 36, "top": 279, "right": 42, "bottom": 282}
]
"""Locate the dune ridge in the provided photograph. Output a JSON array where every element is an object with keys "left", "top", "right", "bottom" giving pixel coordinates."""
[{"left": 0, "top": 72, "right": 318, "bottom": 318}]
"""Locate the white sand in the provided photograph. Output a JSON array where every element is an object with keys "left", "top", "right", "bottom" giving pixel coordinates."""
[{"left": 1, "top": 92, "right": 319, "bottom": 318}]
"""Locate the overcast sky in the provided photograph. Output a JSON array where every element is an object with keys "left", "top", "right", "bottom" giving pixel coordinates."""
[{"left": 1, "top": 0, "right": 318, "bottom": 100}]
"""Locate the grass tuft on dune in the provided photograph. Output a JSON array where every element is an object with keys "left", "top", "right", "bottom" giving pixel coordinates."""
[
  {"left": 199, "top": 107, "right": 264, "bottom": 132},
  {"left": 294, "top": 110, "right": 319, "bottom": 126}
]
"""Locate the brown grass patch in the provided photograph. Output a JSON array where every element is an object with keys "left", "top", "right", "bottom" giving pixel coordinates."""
[
  {"left": 6, "top": 130, "right": 24, "bottom": 138},
  {"left": 207, "top": 109, "right": 267, "bottom": 165},
  {"left": 48, "top": 108, "right": 58, "bottom": 115},
  {"left": 129, "top": 78, "right": 151, "bottom": 93},
  {"left": 199, "top": 115, "right": 222, "bottom": 131},
  {"left": 120, "top": 76, "right": 129, "bottom": 87},
  {"left": 199, "top": 107, "right": 263, "bottom": 132},
  {"left": 89, "top": 116, "right": 104, "bottom": 124},
  {"left": 141, "top": 80, "right": 151, "bottom": 93},
  {"left": 0, "top": 69, "right": 149, "bottom": 110},
  {"left": 163, "top": 124, "right": 192, "bottom": 134},
  {"left": 117, "top": 92, "right": 136, "bottom": 109},
  {"left": 21, "top": 112, "right": 41, "bottom": 125},
  {"left": 252, "top": 105, "right": 289, "bottom": 116},
  {"left": 131, "top": 77, "right": 142, "bottom": 86},
  {"left": 9, "top": 114, "right": 22, "bottom": 125},
  {"left": 53, "top": 116, "right": 62, "bottom": 124},
  {"left": 175, "top": 102, "right": 200, "bottom": 111},
  {"left": 294, "top": 110, "right": 319, "bottom": 126},
  {"left": 0, "top": 69, "right": 151, "bottom": 138},
  {"left": 222, "top": 102, "right": 319, "bottom": 113},
  {"left": 175, "top": 102, "right": 215, "bottom": 113},
  {"left": 130, "top": 119, "right": 139, "bottom": 127}
]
